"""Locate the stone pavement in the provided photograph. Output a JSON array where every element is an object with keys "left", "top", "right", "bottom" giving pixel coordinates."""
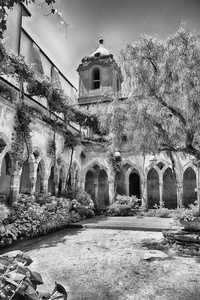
[{"left": 69, "top": 215, "right": 182, "bottom": 232}]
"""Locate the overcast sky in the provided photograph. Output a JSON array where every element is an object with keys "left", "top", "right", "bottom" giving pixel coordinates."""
[{"left": 23, "top": 0, "right": 200, "bottom": 89}]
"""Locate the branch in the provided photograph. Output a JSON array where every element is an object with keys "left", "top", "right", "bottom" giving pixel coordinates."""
[
  {"left": 159, "top": 144, "right": 200, "bottom": 159},
  {"left": 154, "top": 94, "right": 187, "bottom": 127}
]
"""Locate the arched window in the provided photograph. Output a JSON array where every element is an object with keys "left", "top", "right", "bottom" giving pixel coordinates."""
[{"left": 92, "top": 68, "right": 100, "bottom": 89}]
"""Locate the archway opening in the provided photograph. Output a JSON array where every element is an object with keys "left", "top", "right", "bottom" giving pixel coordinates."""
[
  {"left": 183, "top": 167, "right": 197, "bottom": 207},
  {"left": 48, "top": 166, "right": 55, "bottom": 196},
  {"left": 0, "top": 152, "right": 12, "bottom": 205},
  {"left": 58, "top": 168, "right": 64, "bottom": 197},
  {"left": 115, "top": 171, "right": 126, "bottom": 196},
  {"left": 20, "top": 160, "right": 31, "bottom": 194},
  {"left": 147, "top": 168, "right": 159, "bottom": 209},
  {"left": 85, "top": 170, "right": 95, "bottom": 203},
  {"left": 129, "top": 170, "right": 140, "bottom": 199},
  {"left": 75, "top": 169, "right": 79, "bottom": 190},
  {"left": 35, "top": 161, "right": 44, "bottom": 194},
  {"left": 163, "top": 168, "right": 177, "bottom": 209},
  {"left": 98, "top": 169, "right": 109, "bottom": 209}
]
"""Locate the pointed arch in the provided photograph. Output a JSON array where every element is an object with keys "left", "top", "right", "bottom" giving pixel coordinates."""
[
  {"left": 35, "top": 159, "right": 45, "bottom": 194},
  {"left": 163, "top": 167, "right": 177, "bottom": 208},
  {"left": 82, "top": 160, "right": 108, "bottom": 179},
  {"left": 115, "top": 170, "right": 126, "bottom": 196},
  {"left": 129, "top": 168, "right": 141, "bottom": 199},
  {"left": 0, "top": 132, "right": 11, "bottom": 155},
  {"left": 98, "top": 169, "right": 109, "bottom": 209},
  {"left": 147, "top": 168, "right": 160, "bottom": 208},
  {"left": 20, "top": 160, "right": 31, "bottom": 194},
  {"left": 48, "top": 165, "right": 55, "bottom": 196},
  {"left": 183, "top": 167, "right": 197, "bottom": 207},
  {"left": 85, "top": 169, "right": 95, "bottom": 203},
  {"left": 32, "top": 147, "right": 48, "bottom": 179},
  {"left": 0, "top": 152, "right": 12, "bottom": 205}
]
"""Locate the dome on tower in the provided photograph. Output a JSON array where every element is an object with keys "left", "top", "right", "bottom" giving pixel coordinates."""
[{"left": 82, "top": 38, "right": 113, "bottom": 62}]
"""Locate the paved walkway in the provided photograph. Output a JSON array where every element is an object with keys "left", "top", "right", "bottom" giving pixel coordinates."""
[{"left": 69, "top": 216, "right": 182, "bottom": 232}]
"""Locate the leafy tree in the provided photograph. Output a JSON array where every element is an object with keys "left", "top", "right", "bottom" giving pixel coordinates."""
[
  {"left": 94, "top": 26, "right": 200, "bottom": 207},
  {"left": 117, "top": 26, "right": 200, "bottom": 161},
  {"left": 0, "top": 0, "right": 56, "bottom": 39}
]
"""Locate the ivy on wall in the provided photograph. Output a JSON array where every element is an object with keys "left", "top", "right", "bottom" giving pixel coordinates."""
[
  {"left": 107, "top": 151, "right": 122, "bottom": 175},
  {"left": 0, "top": 36, "right": 103, "bottom": 174},
  {"left": 0, "top": 81, "right": 17, "bottom": 102},
  {"left": 11, "top": 102, "right": 32, "bottom": 168}
]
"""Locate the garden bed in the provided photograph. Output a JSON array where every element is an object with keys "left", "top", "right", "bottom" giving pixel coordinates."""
[{"left": 0, "top": 190, "right": 95, "bottom": 248}]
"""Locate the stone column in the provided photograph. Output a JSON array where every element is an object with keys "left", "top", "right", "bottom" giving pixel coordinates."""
[
  {"left": 177, "top": 182, "right": 183, "bottom": 208},
  {"left": 28, "top": 161, "right": 36, "bottom": 195},
  {"left": 43, "top": 177, "right": 48, "bottom": 193},
  {"left": 108, "top": 178, "right": 115, "bottom": 205},
  {"left": 61, "top": 180, "right": 66, "bottom": 194},
  {"left": 94, "top": 178, "right": 98, "bottom": 205},
  {"left": 80, "top": 179, "right": 85, "bottom": 190},
  {"left": 125, "top": 175, "right": 129, "bottom": 196},
  {"left": 159, "top": 180, "right": 163, "bottom": 207},
  {"left": 141, "top": 179, "right": 147, "bottom": 208},
  {"left": 11, "top": 173, "right": 20, "bottom": 203}
]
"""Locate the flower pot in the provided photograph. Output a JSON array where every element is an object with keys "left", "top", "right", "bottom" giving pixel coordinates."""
[{"left": 180, "top": 219, "right": 200, "bottom": 231}]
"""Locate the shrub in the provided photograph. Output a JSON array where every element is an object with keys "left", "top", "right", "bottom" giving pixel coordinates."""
[
  {"left": 0, "top": 192, "right": 95, "bottom": 247},
  {"left": 74, "top": 188, "right": 94, "bottom": 209},
  {"left": 70, "top": 198, "right": 95, "bottom": 220},
  {"left": 142, "top": 206, "right": 173, "bottom": 218},
  {"left": 0, "top": 204, "right": 9, "bottom": 223},
  {"left": 106, "top": 195, "right": 140, "bottom": 216},
  {"left": 172, "top": 201, "right": 200, "bottom": 222}
]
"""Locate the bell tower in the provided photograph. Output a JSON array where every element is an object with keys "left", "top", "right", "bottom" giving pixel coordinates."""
[{"left": 77, "top": 38, "right": 123, "bottom": 105}]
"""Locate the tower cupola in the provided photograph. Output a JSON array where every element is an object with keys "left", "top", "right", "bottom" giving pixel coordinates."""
[{"left": 77, "top": 38, "right": 123, "bottom": 105}]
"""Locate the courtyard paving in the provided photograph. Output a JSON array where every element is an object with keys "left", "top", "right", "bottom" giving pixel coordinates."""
[
  {"left": 1, "top": 217, "right": 198, "bottom": 300},
  {"left": 68, "top": 215, "right": 182, "bottom": 231}
]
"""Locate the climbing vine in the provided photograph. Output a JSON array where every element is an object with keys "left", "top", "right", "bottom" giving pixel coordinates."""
[
  {"left": 107, "top": 151, "right": 122, "bottom": 175},
  {"left": 63, "top": 129, "right": 81, "bottom": 150},
  {"left": 11, "top": 103, "right": 32, "bottom": 168},
  {"left": 0, "top": 27, "right": 101, "bottom": 173},
  {"left": 0, "top": 0, "right": 56, "bottom": 39},
  {"left": 47, "top": 139, "right": 56, "bottom": 156}
]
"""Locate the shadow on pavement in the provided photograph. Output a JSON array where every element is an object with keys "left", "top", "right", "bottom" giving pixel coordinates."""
[{"left": 0, "top": 227, "right": 85, "bottom": 255}]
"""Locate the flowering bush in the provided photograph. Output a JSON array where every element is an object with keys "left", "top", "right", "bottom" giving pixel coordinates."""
[
  {"left": 0, "top": 204, "right": 9, "bottom": 223},
  {"left": 70, "top": 199, "right": 95, "bottom": 221},
  {"left": 138, "top": 204, "right": 174, "bottom": 218},
  {"left": 0, "top": 192, "right": 94, "bottom": 247},
  {"left": 75, "top": 189, "right": 94, "bottom": 209},
  {"left": 106, "top": 195, "right": 140, "bottom": 216},
  {"left": 173, "top": 201, "right": 200, "bottom": 222}
]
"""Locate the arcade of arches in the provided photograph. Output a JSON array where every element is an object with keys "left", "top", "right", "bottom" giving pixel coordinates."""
[
  {"left": 84, "top": 163, "right": 197, "bottom": 210},
  {"left": 0, "top": 149, "right": 81, "bottom": 206},
  {"left": 0, "top": 148, "right": 198, "bottom": 209}
]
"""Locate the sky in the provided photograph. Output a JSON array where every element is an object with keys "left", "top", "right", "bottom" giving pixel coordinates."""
[{"left": 23, "top": 0, "right": 200, "bottom": 90}]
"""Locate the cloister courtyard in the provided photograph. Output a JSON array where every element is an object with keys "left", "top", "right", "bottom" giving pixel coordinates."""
[{"left": 2, "top": 225, "right": 200, "bottom": 300}]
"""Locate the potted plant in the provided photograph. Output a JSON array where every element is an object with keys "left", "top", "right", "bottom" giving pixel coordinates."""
[{"left": 174, "top": 201, "right": 200, "bottom": 231}]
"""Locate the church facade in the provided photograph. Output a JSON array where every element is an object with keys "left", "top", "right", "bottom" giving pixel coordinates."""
[{"left": 77, "top": 38, "right": 198, "bottom": 210}]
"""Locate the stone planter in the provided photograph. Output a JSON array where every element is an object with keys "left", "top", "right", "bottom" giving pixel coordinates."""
[{"left": 180, "top": 219, "right": 200, "bottom": 231}]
